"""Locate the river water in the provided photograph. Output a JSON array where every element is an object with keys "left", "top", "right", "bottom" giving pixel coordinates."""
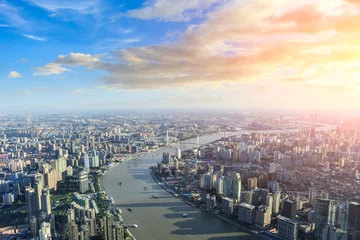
[{"left": 103, "top": 124, "right": 335, "bottom": 240}]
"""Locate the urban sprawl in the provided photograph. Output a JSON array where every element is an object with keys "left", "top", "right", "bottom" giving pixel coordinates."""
[{"left": 0, "top": 112, "right": 358, "bottom": 240}]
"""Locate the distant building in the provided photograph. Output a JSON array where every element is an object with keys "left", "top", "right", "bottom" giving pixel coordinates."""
[{"left": 278, "top": 216, "right": 297, "bottom": 240}]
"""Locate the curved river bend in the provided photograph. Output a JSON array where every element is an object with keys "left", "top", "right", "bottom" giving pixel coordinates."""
[{"left": 104, "top": 125, "right": 334, "bottom": 240}]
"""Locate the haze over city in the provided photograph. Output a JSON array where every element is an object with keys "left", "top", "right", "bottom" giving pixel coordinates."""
[{"left": 1, "top": 0, "right": 360, "bottom": 112}]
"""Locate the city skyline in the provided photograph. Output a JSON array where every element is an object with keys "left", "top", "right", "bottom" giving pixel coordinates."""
[{"left": 1, "top": 0, "right": 360, "bottom": 112}]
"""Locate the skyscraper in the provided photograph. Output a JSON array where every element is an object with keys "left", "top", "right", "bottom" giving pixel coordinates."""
[
  {"left": 113, "top": 222, "right": 124, "bottom": 240},
  {"left": 84, "top": 154, "right": 90, "bottom": 172},
  {"left": 41, "top": 188, "right": 51, "bottom": 215},
  {"left": 347, "top": 202, "right": 360, "bottom": 240},
  {"left": 233, "top": 172, "right": 242, "bottom": 202},
  {"left": 282, "top": 199, "right": 297, "bottom": 220},
  {"left": 216, "top": 177, "right": 223, "bottom": 195},
  {"left": 278, "top": 216, "right": 298, "bottom": 240},
  {"left": 175, "top": 147, "right": 181, "bottom": 159},
  {"left": 25, "top": 186, "right": 39, "bottom": 221},
  {"left": 30, "top": 216, "right": 38, "bottom": 237},
  {"left": 79, "top": 171, "right": 89, "bottom": 193},
  {"left": 315, "top": 199, "right": 334, "bottom": 239},
  {"left": 104, "top": 211, "right": 114, "bottom": 240},
  {"left": 39, "top": 222, "right": 51, "bottom": 240},
  {"left": 68, "top": 221, "right": 79, "bottom": 240},
  {"left": 273, "top": 191, "right": 281, "bottom": 215}
]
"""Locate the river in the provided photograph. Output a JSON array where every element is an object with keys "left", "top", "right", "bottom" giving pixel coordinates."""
[{"left": 103, "top": 124, "right": 335, "bottom": 240}]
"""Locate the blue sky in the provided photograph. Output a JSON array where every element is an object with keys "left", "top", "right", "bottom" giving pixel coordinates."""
[
  {"left": 1, "top": 0, "right": 358, "bottom": 113},
  {"left": 1, "top": 0, "right": 218, "bottom": 112}
]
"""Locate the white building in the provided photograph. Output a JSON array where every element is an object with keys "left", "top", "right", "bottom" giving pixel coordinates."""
[
  {"left": 84, "top": 153, "right": 90, "bottom": 171},
  {"left": 255, "top": 205, "right": 272, "bottom": 229},
  {"left": 175, "top": 147, "right": 181, "bottom": 159},
  {"left": 270, "top": 163, "right": 276, "bottom": 173},
  {"left": 216, "top": 177, "right": 224, "bottom": 195},
  {"left": 39, "top": 222, "right": 51, "bottom": 240}
]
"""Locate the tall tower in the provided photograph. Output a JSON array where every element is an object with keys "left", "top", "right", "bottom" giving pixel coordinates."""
[
  {"left": 196, "top": 135, "right": 200, "bottom": 147},
  {"left": 166, "top": 130, "right": 169, "bottom": 146},
  {"left": 348, "top": 202, "right": 360, "bottom": 240},
  {"left": 103, "top": 211, "right": 114, "bottom": 240},
  {"left": 315, "top": 198, "right": 334, "bottom": 239},
  {"left": 25, "top": 186, "right": 39, "bottom": 221},
  {"left": 84, "top": 154, "right": 90, "bottom": 172},
  {"left": 41, "top": 188, "right": 51, "bottom": 215},
  {"left": 232, "top": 173, "right": 241, "bottom": 202},
  {"left": 39, "top": 222, "right": 51, "bottom": 240}
]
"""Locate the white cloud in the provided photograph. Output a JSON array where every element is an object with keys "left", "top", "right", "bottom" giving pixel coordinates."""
[
  {"left": 126, "top": 0, "right": 221, "bottom": 21},
  {"left": 55, "top": 53, "right": 101, "bottom": 67},
  {"left": 13, "top": 90, "right": 32, "bottom": 96},
  {"left": 24, "top": 34, "right": 47, "bottom": 41},
  {"left": 28, "top": 0, "right": 98, "bottom": 14},
  {"left": 34, "top": 63, "right": 70, "bottom": 76},
  {"left": 0, "top": 24, "right": 11, "bottom": 27},
  {"left": 8, "top": 71, "right": 22, "bottom": 78},
  {"left": 0, "top": 2, "right": 31, "bottom": 29}
]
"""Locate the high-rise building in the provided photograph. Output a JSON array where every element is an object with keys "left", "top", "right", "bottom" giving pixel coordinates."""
[
  {"left": 25, "top": 186, "right": 39, "bottom": 221},
  {"left": 247, "top": 177, "right": 257, "bottom": 190},
  {"left": 266, "top": 196, "right": 273, "bottom": 214},
  {"left": 204, "top": 174, "right": 213, "bottom": 190},
  {"left": 39, "top": 222, "right": 51, "bottom": 240},
  {"left": 278, "top": 216, "right": 298, "bottom": 240},
  {"left": 113, "top": 222, "right": 124, "bottom": 240},
  {"left": 273, "top": 191, "right": 281, "bottom": 215},
  {"left": 255, "top": 205, "right": 272, "bottom": 229},
  {"left": 79, "top": 171, "right": 89, "bottom": 193},
  {"left": 233, "top": 173, "right": 241, "bottom": 202},
  {"left": 223, "top": 175, "right": 232, "bottom": 197},
  {"left": 216, "top": 177, "right": 223, "bottom": 195},
  {"left": 41, "top": 188, "right": 51, "bottom": 215},
  {"left": 162, "top": 152, "right": 171, "bottom": 164},
  {"left": 68, "top": 221, "right": 79, "bottom": 240},
  {"left": 104, "top": 211, "right": 114, "bottom": 240},
  {"left": 269, "top": 163, "right": 276, "bottom": 173},
  {"left": 315, "top": 199, "right": 335, "bottom": 239},
  {"left": 238, "top": 203, "right": 256, "bottom": 225},
  {"left": 309, "top": 188, "right": 317, "bottom": 206},
  {"left": 221, "top": 197, "right": 234, "bottom": 216},
  {"left": 30, "top": 216, "right": 38, "bottom": 237},
  {"left": 34, "top": 173, "right": 44, "bottom": 211},
  {"left": 84, "top": 154, "right": 90, "bottom": 172},
  {"left": 175, "top": 147, "right": 181, "bottom": 159},
  {"left": 282, "top": 199, "right": 297, "bottom": 220},
  {"left": 347, "top": 202, "right": 360, "bottom": 240},
  {"left": 322, "top": 224, "right": 345, "bottom": 240}
]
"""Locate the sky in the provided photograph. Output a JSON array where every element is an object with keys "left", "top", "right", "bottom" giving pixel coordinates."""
[{"left": 1, "top": 0, "right": 360, "bottom": 113}]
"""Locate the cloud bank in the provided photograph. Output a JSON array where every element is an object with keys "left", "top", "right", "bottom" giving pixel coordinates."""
[{"left": 35, "top": 0, "right": 360, "bottom": 93}]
